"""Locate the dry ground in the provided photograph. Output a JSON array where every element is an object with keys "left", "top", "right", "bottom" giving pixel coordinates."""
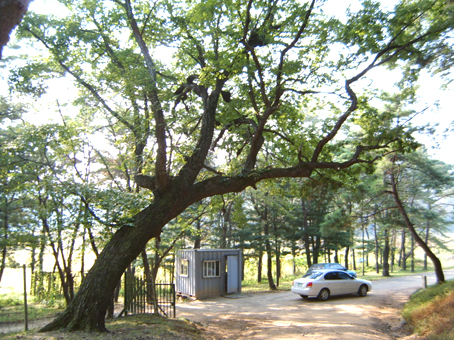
[
  {"left": 2, "top": 270, "right": 453, "bottom": 339},
  {"left": 176, "top": 270, "right": 454, "bottom": 340}
]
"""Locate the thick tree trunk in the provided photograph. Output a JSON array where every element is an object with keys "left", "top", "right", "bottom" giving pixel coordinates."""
[
  {"left": 344, "top": 247, "right": 349, "bottom": 270},
  {"left": 40, "top": 190, "right": 187, "bottom": 332},
  {"left": 390, "top": 171, "right": 445, "bottom": 284},
  {"left": 0, "top": 0, "right": 32, "bottom": 59}
]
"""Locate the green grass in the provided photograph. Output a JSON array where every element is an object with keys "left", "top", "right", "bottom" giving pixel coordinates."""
[
  {"left": 241, "top": 274, "right": 301, "bottom": 293},
  {"left": 0, "top": 295, "right": 64, "bottom": 324},
  {"left": 401, "top": 279, "right": 454, "bottom": 340},
  {"left": 353, "top": 264, "right": 446, "bottom": 281}
]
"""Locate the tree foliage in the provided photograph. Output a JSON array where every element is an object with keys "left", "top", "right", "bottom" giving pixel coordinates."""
[{"left": 4, "top": 0, "right": 454, "bottom": 332}]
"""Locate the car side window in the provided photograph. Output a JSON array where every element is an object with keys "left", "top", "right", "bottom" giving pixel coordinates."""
[
  {"left": 325, "top": 273, "right": 334, "bottom": 280},
  {"left": 325, "top": 272, "right": 338, "bottom": 280},
  {"left": 338, "top": 272, "right": 351, "bottom": 280}
]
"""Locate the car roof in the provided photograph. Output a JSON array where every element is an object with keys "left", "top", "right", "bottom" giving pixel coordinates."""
[
  {"left": 311, "top": 269, "right": 355, "bottom": 276},
  {"left": 312, "top": 263, "right": 343, "bottom": 266},
  {"left": 310, "top": 263, "right": 345, "bottom": 269}
]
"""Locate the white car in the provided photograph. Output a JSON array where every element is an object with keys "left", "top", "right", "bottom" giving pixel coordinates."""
[{"left": 291, "top": 269, "right": 372, "bottom": 301}]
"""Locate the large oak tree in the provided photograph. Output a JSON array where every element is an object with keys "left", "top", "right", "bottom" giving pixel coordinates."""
[{"left": 7, "top": 0, "right": 454, "bottom": 332}]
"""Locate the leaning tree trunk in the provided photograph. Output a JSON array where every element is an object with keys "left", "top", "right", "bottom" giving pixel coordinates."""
[
  {"left": 390, "top": 171, "right": 445, "bottom": 284},
  {"left": 40, "top": 190, "right": 187, "bottom": 332},
  {"left": 424, "top": 219, "right": 430, "bottom": 270}
]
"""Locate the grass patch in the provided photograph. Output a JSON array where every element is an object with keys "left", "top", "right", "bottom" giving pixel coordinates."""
[
  {"left": 0, "top": 303, "right": 64, "bottom": 324},
  {"left": 402, "top": 279, "right": 454, "bottom": 340},
  {"left": 0, "top": 314, "right": 209, "bottom": 340},
  {"left": 241, "top": 274, "right": 300, "bottom": 294},
  {"left": 354, "top": 266, "right": 441, "bottom": 281},
  {"left": 0, "top": 295, "right": 65, "bottom": 324}
]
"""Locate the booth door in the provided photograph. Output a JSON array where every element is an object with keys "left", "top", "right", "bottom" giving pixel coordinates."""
[{"left": 226, "top": 255, "right": 239, "bottom": 294}]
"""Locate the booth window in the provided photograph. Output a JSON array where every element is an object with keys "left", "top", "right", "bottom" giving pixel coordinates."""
[
  {"left": 180, "top": 259, "right": 188, "bottom": 277},
  {"left": 203, "top": 260, "right": 220, "bottom": 278}
]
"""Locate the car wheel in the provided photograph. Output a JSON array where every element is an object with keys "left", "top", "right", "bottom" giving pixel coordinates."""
[
  {"left": 318, "top": 288, "right": 330, "bottom": 301},
  {"left": 300, "top": 295, "right": 308, "bottom": 299},
  {"left": 358, "top": 284, "right": 368, "bottom": 297}
]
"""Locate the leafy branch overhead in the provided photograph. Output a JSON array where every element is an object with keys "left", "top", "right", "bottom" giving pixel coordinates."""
[{"left": 14, "top": 0, "right": 453, "bottom": 202}]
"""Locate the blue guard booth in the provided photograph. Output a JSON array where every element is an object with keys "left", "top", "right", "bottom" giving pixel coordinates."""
[{"left": 175, "top": 249, "right": 242, "bottom": 299}]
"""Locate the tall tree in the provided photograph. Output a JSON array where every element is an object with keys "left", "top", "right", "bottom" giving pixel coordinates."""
[
  {"left": 8, "top": 0, "right": 454, "bottom": 331},
  {"left": 384, "top": 151, "right": 453, "bottom": 283}
]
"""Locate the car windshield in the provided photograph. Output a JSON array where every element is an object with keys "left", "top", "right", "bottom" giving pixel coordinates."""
[
  {"left": 304, "top": 271, "right": 324, "bottom": 279},
  {"left": 331, "top": 264, "right": 345, "bottom": 270},
  {"left": 311, "top": 264, "right": 324, "bottom": 269},
  {"left": 310, "top": 263, "right": 346, "bottom": 270}
]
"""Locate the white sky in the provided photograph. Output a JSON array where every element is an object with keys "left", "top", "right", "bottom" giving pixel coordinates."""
[{"left": 1, "top": 0, "right": 453, "bottom": 165}]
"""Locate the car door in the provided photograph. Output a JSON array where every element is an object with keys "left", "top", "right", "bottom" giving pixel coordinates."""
[
  {"left": 323, "top": 272, "right": 342, "bottom": 296},
  {"left": 338, "top": 271, "right": 357, "bottom": 294}
]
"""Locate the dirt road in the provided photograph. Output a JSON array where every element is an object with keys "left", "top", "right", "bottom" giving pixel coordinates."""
[{"left": 176, "top": 270, "right": 454, "bottom": 340}]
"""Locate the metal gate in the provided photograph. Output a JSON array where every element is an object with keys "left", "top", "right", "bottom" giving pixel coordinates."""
[{"left": 121, "top": 273, "right": 176, "bottom": 318}]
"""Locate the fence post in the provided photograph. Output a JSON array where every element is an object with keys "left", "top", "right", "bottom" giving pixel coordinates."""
[
  {"left": 23, "top": 264, "right": 28, "bottom": 331},
  {"left": 422, "top": 275, "right": 427, "bottom": 289},
  {"left": 173, "top": 283, "right": 176, "bottom": 318}
]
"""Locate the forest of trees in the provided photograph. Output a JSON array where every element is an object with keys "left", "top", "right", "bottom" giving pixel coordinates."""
[{"left": 1, "top": 0, "right": 454, "bottom": 333}]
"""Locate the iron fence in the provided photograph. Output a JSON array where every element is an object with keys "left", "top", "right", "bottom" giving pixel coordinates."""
[
  {"left": 0, "top": 268, "right": 176, "bottom": 334},
  {"left": 122, "top": 273, "right": 176, "bottom": 318}
]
